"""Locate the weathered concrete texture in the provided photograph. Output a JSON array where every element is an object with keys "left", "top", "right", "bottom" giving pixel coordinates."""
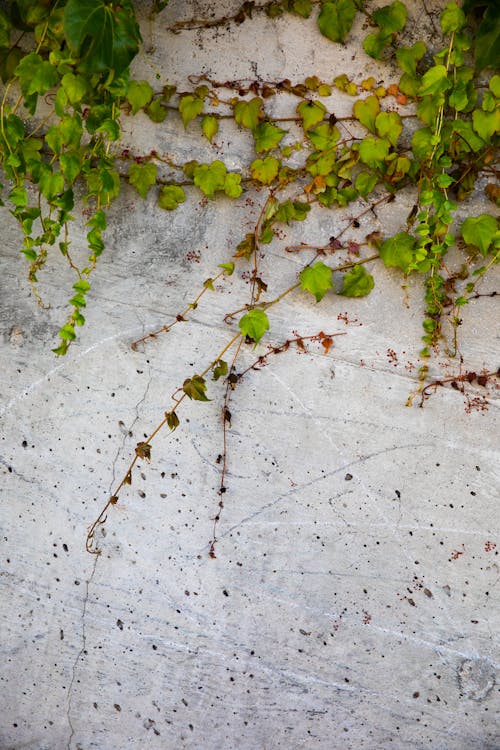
[{"left": 1, "top": 2, "right": 499, "bottom": 749}]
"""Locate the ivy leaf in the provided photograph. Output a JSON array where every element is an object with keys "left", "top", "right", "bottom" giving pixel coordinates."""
[
  {"left": 440, "top": 2, "right": 466, "bottom": 34},
  {"left": 201, "top": 115, "right": 218, "bottom": 142},
  {"left": 379, "top": 232, "right": 416, "bottom": 272},
  {"left": 60, "top": 152, "right": 82, "bottom": 184},
  {"left": 178, "top": 94, "right": 204, "bottom": 128},
  {"left": 219, "top": 261, "right": 235, "bottom": 275},
  {"left": 461, "top": 215, "right": 498, "bottom": 256},
  {"left": 158, "top": 184, "right": 185, "bottom": 210},
  {"left": 317, "top": 0, "right": 357, "bottom": 43},
  {"left": 15, "top": 53, "right": 58, "bottom": 97},
  {"left": 166, "top": 411, "right": 180, "bottom": 431},
  {"left": 233, "top": 98, "right": 262, "bottom": 130},
  {"left": 363, "top": 32, "right": 391, "bottom": 60},
  {"left": 182, "top": 374, "right": 210, "bottom": 401},
  {"left": 355, "top": 171, "right": 378, "bottom": 198},
  {"left": 353, "top": 95, "right": 380, "bottom": 133},
  {"left": 238, "top": 309, "right": 270, "bottom": 343},
  {"left": 38, "top": 168, "right": 65, "bottom": 201},
  {"left": 135, "top": 442, "right": 152, "bottom": 461},
  {"left": 63, "top": 0, "right": 141, "bottom": 75},
  {"left": 308, "top": 123, "right": 340, "bottom": 151},
  {"left": 297, "top": 100, "right": 326, "bottom": 131},
  {"left": 396, "top": 41, "right": 426, "bottom": 77},
  {"left": 275, "top": 200, "right": 310, "bottom": 223},
  {"left": 127, "top": 80, "right": 154, "bottom": 114},
  {"left": 299, "top": 261, "right": 333, "bottom": 302},
  {"left": 341, "top": 264, "right": 374, "bottom": 297},
  {"left": 61, "top": 72, "right": 89, "bottom": 105},
  {"left": 375, "top": 111, "right": 402, "bottom": 147},
  {"left": 472, "top": 108, "right": 500, "bottom": 142},
  {"left": 250, "top": 156, "right": 280, "bottom": 184},
  {"left": 287, "top": 0, "right": 312, "bottom": 17},
  {"left": 128, "top": 162, "right": 157, "bottom": 199},
  {"left": 372, "top": 1, "right": 407, "bottom": 33},
  {"left": 418, "top": 65, "right": 451, "bottom": 96},
  {"left": 224, "top": 172, "right": 243, "bottom": 199},
  {"left": 252, "top": 122, "right": 287, "bottom": 153},
  {"left": 358, "top": 137, "right": 390, "bottom": 169},
  {"left": 145, "top": 99, "right": 168, "bottom": 123},
  {"left": 193, "top": 160, "right": 227, "bottom": 199},
  {"left": 212, "top": 359, "right": 228, "bottom": 381}
]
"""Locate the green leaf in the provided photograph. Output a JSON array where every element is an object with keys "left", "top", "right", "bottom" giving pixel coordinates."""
[
  {"left": 73, "top": 279, "right": 91, "bottom": 292},
  {"left": 1, "top": 113, "right": 24, "bottom": 149},
  {"left": 178, "top": 94, "right": 204, "bottom": 128},
  {"left": 396, "top": 41, "right": 426, "bottom": 77},
  {"left": 363, "top": 31, "right": 392, "bottom": 59},
  {"left": 355, "top": 171, "right": 378, "bottom": 198},
  {"left": 379, "top": 232, "right": 416, "bottom": 272},
  {"left": 182, "top": 374, "right": 210, "bottom": 401},
  {"left": 470, "top": 3, "right": 500, "bottom": 70},
  {"left": 63, "top": 0, "right": 142, "bottom": 75},
  {"left": 490, "top": 75, "right": 500, "bottom": 99},
  {"left": 201, "top": 115, "right": 218, "bottom": 142},
  {"left": 158, "top": 184, "right": 185, "bottom": 210},
  {"left": 317, "top": 0, "right": 357, "bottom": 43},
  {"left": 60, "top": 153, "right": 82, "bottom": 184},
  {"left": 59, "top": 324, "right": 76, "bottom": 341},
  {"left": 308, "top": 123, "right": 340, "bottom": 151},
  {"left": 167, "top": 411, "right": 180, "bottom": 431},
  {"left": 372, "top": 1, "right": 407, "bottom": 32},
  {"left": 219, "top": 261, "right": 235, "bottom": 275},
  {"left": 461, "top": 214, "right": 498, "bottom": 256},
  {"left": 275, "top": 200, "right": 311, "bottom": 223},
  {"left": 8, "top": 186, "right": 28, "bottom": 209},
  {"left": 224, "top": 172, "right": 243, "bottom": 199},
  {"left": 233, "top": 98, "right": 262, "bottom": 130},
  {"left": 411, "top": 127, "right": 433, "bottom": 160},
  {"left": 375, "top": 111, "right": 402, "bottom": 147},
  {"left": 472, "top": 108, "right": 500, "bottom": 142},
  {"left": 299, "top": 261, "right": 333, "bottom": 302},
  {"left": 353, "top": 95, "right": 380, "bottom": 133},
  {"left": 250, "top": 156, "right": 280, "bottom": 184},
  {"left": 193, "top": 160, "right": 227, "bottom": 199},
  {"left": 39, "top": 168, "right": 65, "bottom": 201},
  {"left": 61, "top": 72, "right": 88, "bottom": 105},
  {"left": 238, "top": 308, "right": 270, "bottom": 343},
  {"left": 297, "top": 100, "right": 326, "bottom": 131},
  {"left": 15, "top": 53, "right": 58, "bottom": 97},
  {"left": 127, "top": 80, "right": 154, "bottom": 114},
  {"left": 358, "top": 137, "right": 390, "bottom": 169},
  {"left": 252, "top": 122, "right": 287, "bottom": 153},
  {"left": 448, "top": 81, "right": 470, "bottom": 111},
  {"left": 128, "top": 162, "right": 157, "bottom": 199},
  {"left": 341, "top": 264, "right": 375, "bottom": 297},
  {"left": 418, "top": 65, "right": 451, "bottom": 96},
  {"left": 440, "top": 2, "right": 466, "bottom": 33},
  {"left": 145, "top": 99, "right": 167, "bottom": 123},
  {"left": 212, "top": 359, "right": 228, "bottom": 381},
  {"left": 286, "top": 0, "right": 312, "bottom": 17}
]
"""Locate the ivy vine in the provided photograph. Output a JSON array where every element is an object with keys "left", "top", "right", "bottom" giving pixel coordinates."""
[{"left": 0, "top": 0, "right": 498, "bottom": 554}]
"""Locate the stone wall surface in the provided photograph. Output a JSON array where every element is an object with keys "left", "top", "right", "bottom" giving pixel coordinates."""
[{"left": 1, "top": 2, "right": 499, "bottom": 749}]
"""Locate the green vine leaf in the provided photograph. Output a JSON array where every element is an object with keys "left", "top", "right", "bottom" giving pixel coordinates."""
[
  {"left": 193, "top": 160, "right": 230, "bottom": 199},
  {"left": 341, "top": 264, "right": 375, "bottom": 297},
  {"left": 418, "top": 65, "right": 451, "bottom": 96},
  {"left": 238, "top": 308, "right": 270, "bottom": 343},
  {"left": 353, "top": 96, "right": 380, "bottom": 133},
  {"left": 358, "top": 137, "right": 390, "bottom": 169},
  {"left": 379, "top": 232, "right": 417, "bottom": 273},
  {"left": 224, "top": 172, "right": 243, "bottom": 199},
  {"left": 127, "top": 80, "right": 154, "bottom": 114},
  {"left": 183, "top": 374, "right": 210, "bottom": 401},
  {"left": 307, "top": 123, "right": 340, "bottom": 151},
  {"left": 178, "top": 94, "right": 204, "bottom": 128},
  {"left": 440, "top": 2, "right": 466, "bottom": 34},
  {"left": 299, "top": 261, "right": 333, "bottom": 302},
  {"left": 375, "top": 111, "right": 403, "bottom": 147},
  {"left": 472, "top": 108, "right": 500, "bottom": 142},
  {"left": 297, "top": 100, "right": 326, "bottom": 131},
  {"left": 317, "top": 0, "right": 357, "bottom": 43},
  {"left": 461, "top": 215, "right": 498, "bottom": 256},
  {"left": 252, "top": 122, "right": 287, "bottom": 153},
  {"left": 201, "top": 115, "right": 218, "bottom": 143},
  {"left": 166, "top": 411, "right": 180, "bottom": 431},
  {"left": 250, "top": 156, "right": 280, "bottom": 184},
  {"left": 212, "top": 359, "right": 228, "bottom": 381},
  {"left": 61, "top": 72, "right": 89, "bottom": 105},
  {"left": 158, "top": 184, "right": 186, "bottom": 210},
  {"left": 355, "top": 171, "right": 378, "bottom": 198},
  {"left": 396, "top": 41, "right": 426, "bottom": 77},
  {"left": 145, "top": 99, "right": 168, "bottom": 123},
  {"left": 15, "top": 53, "right": 58, "bottom": 98},
  {"left": 128, "top": 162, "right": 157, "bottom": 199},
  {"left": 233, "top": 98, "right": 263, "bottom": 130},
  {"left": 63, "top": 0, "right": 142, "bottom": 75},
  {"left": 219, "top": 261, "right": 235, "bottom": 275},
  {"left": 372, "top": 1, "right": 407, "bottom": 33}
]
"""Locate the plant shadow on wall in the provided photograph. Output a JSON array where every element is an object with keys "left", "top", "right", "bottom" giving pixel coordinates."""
[{"left": 0, "top": 0, "right": 498, "bottom": 554}]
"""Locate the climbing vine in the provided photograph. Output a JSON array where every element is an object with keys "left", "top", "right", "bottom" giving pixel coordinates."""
[{"left": 0, "top": 0, "right": 498, "bottom": 553}]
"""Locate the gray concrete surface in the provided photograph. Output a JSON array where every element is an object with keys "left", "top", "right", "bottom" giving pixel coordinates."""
[{"left": 1, "top": 2, "right": 499, "bottom": 748}]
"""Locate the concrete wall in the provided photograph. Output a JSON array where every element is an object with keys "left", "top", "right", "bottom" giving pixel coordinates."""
[{"left": 1, "top": 2, "right": 499, "bottom": 748}]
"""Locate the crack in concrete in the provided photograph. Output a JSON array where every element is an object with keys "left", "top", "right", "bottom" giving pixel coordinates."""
[{"left": 65, "top": 336, "right": 153, "bottom": 749}]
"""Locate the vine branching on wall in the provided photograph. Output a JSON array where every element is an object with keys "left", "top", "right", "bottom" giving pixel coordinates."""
[{"left": 0, "top": 0, "right": 498, "bottom": 553}]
